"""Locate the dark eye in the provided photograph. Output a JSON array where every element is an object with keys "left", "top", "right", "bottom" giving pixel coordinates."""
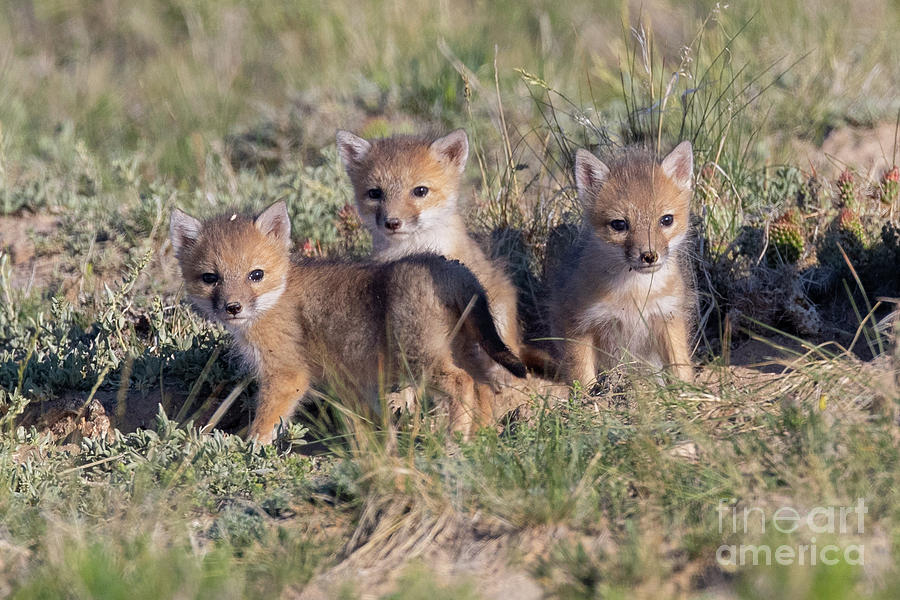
[
  {"left": 366, "top": 188, "right": 383, "bottom": 200},
  {"left": 248, "top": 269, "right": 264, "bottom": 282},
  {"left": 609, "top": 219, "right": 628, "bottom": 232},
  {"left": 660, "top": 214, "right": 674, "bottom": 227},
  {"left": 201, "top": 273, "right": 218, "bottom": 284},
  {"left": 412, "top": 186, "right": 429, "bottom": 198}
]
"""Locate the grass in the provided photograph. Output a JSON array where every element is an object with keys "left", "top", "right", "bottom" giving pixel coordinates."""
[{"left": 0, "top": 0, "right": 899, "bottom": 597}]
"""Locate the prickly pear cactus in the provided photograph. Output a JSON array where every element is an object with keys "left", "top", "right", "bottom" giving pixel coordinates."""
[
  {"left": 837, "top": 208, "right": 866, "bottom": 243},
  {"left": 767, "top": 209, "right": 805, "bottom": 264},
  {"left": 818, "top": 207, "right": 867, "bottom": 271},
  {"left": 836, "top": 169, "right": 856, "bottom": 208}
]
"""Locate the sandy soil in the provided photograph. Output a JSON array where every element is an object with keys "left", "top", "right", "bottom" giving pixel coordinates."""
[{"left": 791, "top": 121, "right": 898, "bottom": 178}]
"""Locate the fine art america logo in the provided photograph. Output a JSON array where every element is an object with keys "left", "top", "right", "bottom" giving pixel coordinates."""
[{"left": 716, "top": 499, "right": 867, "bottom": 567}]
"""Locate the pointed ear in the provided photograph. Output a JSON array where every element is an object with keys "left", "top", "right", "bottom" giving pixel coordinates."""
[
  {"left": 336, "top": 130, "right": 371, "bottom": 173},
  {"left": 661, "top": 141, "right": 693, "bottom": 190},
  {"left": 574, "top": 149, "right": 609, "bottom": 198},
  {"left": 429, "top": 129, "right": 469, "bottom": 174},
  {"left": 255, "top": 201, "right": 291, "bottom": 249},
  {"left": 169, "top": 208, "right": 202, "bottom": 259}
]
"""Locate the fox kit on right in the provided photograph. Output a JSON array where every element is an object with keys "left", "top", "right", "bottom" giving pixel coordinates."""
[{"left": 547, "top": 142, "right": 696, "bottom": 385}]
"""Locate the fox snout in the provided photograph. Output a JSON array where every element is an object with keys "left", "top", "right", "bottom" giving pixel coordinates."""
[
  {"left": 211, "top": 289, "right": 252, "bottom": 321},
  {"left": 375, "top": 207, "right": 410, "bottom": 234},
  {"left": 627, "top": 242, "right": 667, "bottom": 272}
]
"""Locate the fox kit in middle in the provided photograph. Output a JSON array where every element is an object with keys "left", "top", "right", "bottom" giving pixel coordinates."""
[
  {"left": 547, "top": 142, "right": 695, "bottom": 385},
  {"left": 336, "top": 129, "right": 548, "bottom": 373}
]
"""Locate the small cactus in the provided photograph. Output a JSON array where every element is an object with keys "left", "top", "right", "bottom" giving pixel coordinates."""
[
  {"left": 836, "top": 169, "right": 855, "bottom": 208},
  {"left": 817, "top": 207, "right": 867, "bottom": 271},
  {"left": 767, "top": 210, "right": 805, "bottom": 264},
  {"left": 300, "top": 239, "right": 318, "bottom": 257},
  {"left": 336, "top": 203, "right": 369, "bottom": 254},
  {"left": 880, "top": 165, "right": 899, "bottom": 205},
  {"left": 836, "top": 207, "right": 865, "bottom": 244},
  {"left": 336, "top": 204, "right": 361, "bottom": 237}
]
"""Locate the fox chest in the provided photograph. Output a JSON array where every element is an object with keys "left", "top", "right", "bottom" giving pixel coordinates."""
[
  {"left": 575, "top": 275, "right": 683, "bottom": 336},
  {"left": 372, "top": 230, "right": 452, "bottom": 261}
]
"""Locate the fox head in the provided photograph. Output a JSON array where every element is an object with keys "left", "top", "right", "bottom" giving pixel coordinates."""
[
  {"left": 169, "top": 201, "right": 292, "bottom": 329},
  {"left": 574, "top": 142, "right": 693, "bottom": 274},
  {"left": 336, "top": 129, "right": 468, "bottom": 244}
]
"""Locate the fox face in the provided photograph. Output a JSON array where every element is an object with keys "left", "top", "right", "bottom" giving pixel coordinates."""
[
  {"left": 574, "top": 142, "right": 693, "bottom": 274},
  {"left": 336, "top": 129, "right": 468, "bottom": 246},
  {"left": 169, "top": 202, "right": 292, "bottom": 329}
]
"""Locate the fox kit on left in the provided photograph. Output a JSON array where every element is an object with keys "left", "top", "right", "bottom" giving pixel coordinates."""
[
  {"left": 336, "top": 129, "right": 552, "bottom": 374},
  {"left": 169, "top": 201, "right": 526, "bottom": 443},
  {"left": 547, "top": 142, "right": 696, "bottom": 385}
]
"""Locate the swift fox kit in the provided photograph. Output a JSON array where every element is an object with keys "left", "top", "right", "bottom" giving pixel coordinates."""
[
  {"left": 169, "top": 200, "right": 525, "bottom": 443},
  {"left": 547, "top": 142, "right": 695, "bottom": 384},
  {"left": 336, "top": 129, "right": 551, "bottom": 373}
]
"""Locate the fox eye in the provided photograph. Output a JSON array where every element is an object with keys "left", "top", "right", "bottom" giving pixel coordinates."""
[
  {"left": 366, "top": 188, "right": 383, "bottom": 200},
  {"left": 609, "top": 219, "right": 628, "bottom": 232},
  {"left": 248, "top": 269, "right": 264, "bottom": 282},
  {"left": 660, "top": 214, "right": 674, "bottom": 227},
  {"left": 201, "top": 273, "right": 218, "bottom": 284},
  {"left": 412, "top": 186, "right": 429, "bottom": 198}
]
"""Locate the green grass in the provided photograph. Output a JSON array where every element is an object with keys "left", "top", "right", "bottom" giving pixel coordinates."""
[{"left": 0, "top": 0, "right": 899, "bottom": 597}]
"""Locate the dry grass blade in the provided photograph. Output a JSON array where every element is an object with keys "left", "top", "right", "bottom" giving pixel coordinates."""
[{"left": 200, "top": 377, "right": 252, "bottom": 434}]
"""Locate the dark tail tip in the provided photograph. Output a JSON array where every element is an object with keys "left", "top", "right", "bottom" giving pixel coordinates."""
[
  {"left": 518, "top": 345, "right": 562, "bottom": 380},
  {"left": 491, "top": 349, "right": 527, "bottom": 379}
]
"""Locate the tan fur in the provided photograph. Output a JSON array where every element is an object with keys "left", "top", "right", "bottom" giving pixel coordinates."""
[
  {"left": 170, "top": 201, "right": 525, "bottom": 443},
  {"left": 547, "top": 142, "right": 696, "bottom": 384},
  {"left": 337, "top": 130, "right": 555, "bottom": 375}
]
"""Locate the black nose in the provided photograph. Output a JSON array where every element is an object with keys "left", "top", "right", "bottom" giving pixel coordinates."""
[
  {"left": 384, "top": 218, "right": 402, "bottom": 231},
  {"left": 225, "top": 302, "right": 242, "bottom": 315},
  {"left": 640, "top": 251, "right": 659, "bottom": 265}
]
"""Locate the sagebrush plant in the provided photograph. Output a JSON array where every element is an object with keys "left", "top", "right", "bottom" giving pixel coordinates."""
[{"left": 0, "top": 0, "right": 899, "bottom": 597}]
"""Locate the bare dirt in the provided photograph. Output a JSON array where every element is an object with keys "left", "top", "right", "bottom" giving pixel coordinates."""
[
  {"left": 792, "top": 121, "right": 899, "bottom": 178},
  {"left": 0, "top": 212, "right": 61, "bottom": 293}
]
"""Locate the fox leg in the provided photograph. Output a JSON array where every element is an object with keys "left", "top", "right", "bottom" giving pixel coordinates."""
[
  {"left": 434, "top": 363, "right": 479, "bottom": 440},
  {"left": 654, "top": 316, "right": 693, "bottom": 381},
  {"left": 564, "top": 331, "right": 597, "bottom": 388},
  {"left": 248, "top": 369, "right": 310, "bottom": 444},
  {"left": 474, "top": 381, "right": 501, "bottom": 426},
  {"left": 387, "top": 386, "right": 418, "bottom": 413}
]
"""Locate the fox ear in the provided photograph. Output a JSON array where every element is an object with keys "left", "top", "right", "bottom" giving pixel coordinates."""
[
  {"left": 336, "top": 130, "right": 371, "bottom": 173},
  {"left": 429, "top": 129, "right": 468, "bottom": 174},
  {"left": 169, "top": 208, "right": 202, "bottom": 259},
  {"left": 255, "top": 201, "right": 291, "bottom": 249},
  {"left": 574, "top": 149, "right": 610, "bottom": 198},
  {"left": 661, "top": 141, "right": 693, "bottom": 190}
]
